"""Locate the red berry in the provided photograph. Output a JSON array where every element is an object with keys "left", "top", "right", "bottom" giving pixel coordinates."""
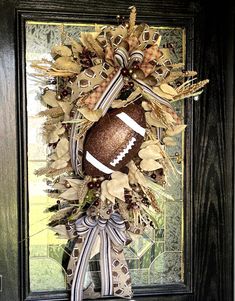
[
  {"left": 62, "top": 89, "right": 69, "bottom": 97},
  {"left": 94, "top": 200, "right": 100, "bottom": 206},
  {"left": 121, "top": 68, "right": 129, "bottom": 76},
  {"left": 87, "top": 182, "right": 94, "bottom": 189},
  {"left": 132, "top": 62, "right": 140, "bottom": 70},
  {"left": 95, "top": 181, "right": 101, "bottom": 189}
]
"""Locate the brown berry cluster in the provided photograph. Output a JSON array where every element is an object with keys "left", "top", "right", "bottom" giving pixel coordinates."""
[{"left": 79, "top": 49, "right": 96, "bottom": 69}]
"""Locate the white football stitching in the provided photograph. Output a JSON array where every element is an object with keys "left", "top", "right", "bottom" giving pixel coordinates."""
[{"left": 110, "top": 137, "right": 136, "bottom": 167}]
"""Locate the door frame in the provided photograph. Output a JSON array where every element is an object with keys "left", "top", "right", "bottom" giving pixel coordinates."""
[{"left": 0, "top": 1, "right": 233, "bottom": 301}]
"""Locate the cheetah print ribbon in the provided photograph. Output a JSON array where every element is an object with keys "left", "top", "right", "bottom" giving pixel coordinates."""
[{"left": 70, "top": 213, "right": 132, "bottom": 301}]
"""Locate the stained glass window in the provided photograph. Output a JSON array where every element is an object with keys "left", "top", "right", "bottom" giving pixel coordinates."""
[{"left": 26, "top": 21, "right": 185, "bottom": 292}]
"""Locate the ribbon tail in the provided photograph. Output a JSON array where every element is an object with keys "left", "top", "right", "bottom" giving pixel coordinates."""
[
  {"left": 69, "top": 110, "right": 85, "bottom": 177},
  {"left": 135, "top": 78, "right": 173, "bottom": 109},
  {"left": 100, "top": 230, "right": 113, "bottom": 296},
  {"left": 71, "top": 227, "right": 98, "bottom": 301},
  {"left": 128, "top": 50, "right": 144, "bottom": 68},
  {"left": 114, "top": 47, "right": 129, "bottom": 68},
  {"left": 94, "top": 68, "right": 124, "bottom": 115},
  {"left": 66, "top": 241, "right": 82, "bottom": 289},
  {"left": 111, "top": 247, "right": 133, "bottom": 299}
]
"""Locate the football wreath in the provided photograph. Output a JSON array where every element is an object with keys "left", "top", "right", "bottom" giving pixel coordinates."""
[{"left": 33, "top": 6, "right": 209, "bottom": 301}]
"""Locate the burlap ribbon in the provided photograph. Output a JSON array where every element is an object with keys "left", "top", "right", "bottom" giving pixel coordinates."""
[{"left": 70, "top": 213, "right": 132, "bottom": 301}]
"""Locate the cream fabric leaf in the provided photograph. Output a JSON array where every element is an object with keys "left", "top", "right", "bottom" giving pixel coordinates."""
[
  {"left": 111, "top": 100, "right": 126, "bottom": 109},
  {"left": 100, "top": 180, "right": 115, "bottom": 203},
  {"left": 78, "top": 107, "right": 103, "bottom": 122},
  {"left": 138, "top": 145, "right": 162, "bottom": 160},
  {"left": 111, "top": 171, "right": 131, "bottom": 189},
  {"left": 140, "top": 159, "right": 163, "bottom": 171},
  {"left": 140, "top": 139, "right": 158, "bottom": 149},
  {"left": 51, "top": 45, "right": 72, "bottom": 57},
  {"left": 164, "top": 111, "right": 176, "bottom": 124},
  {"left": 59, "top": 187, "right": 78, "bottom": 201},
  {"left": 56, "top": 137, "right": 69, "bottom": 158},
  {"left": 127, "top": 160, "right": 148, "bottom": 187},
  {"left": 159, "top": 83, "right": 178, "bottom": 96},
  {"left": 166, "top": 124, "right": 187, "bottom": 136},
  {"left": 50, "top": 153, "right": 58, "bottom": 161},
  {"left": 53, "top": 57, "right": 81, "bottom": 73},
  {"left": 106, "top": 172, "right": 131, "bottom": 201},
  {"left": 42, "top": 90, "right": 59, "bottom": 108},
  {"left": 59, "top": 152, "right": 70, "bottom": 162},
  {"left": 51, "top": 159, "right": 68, "bottom": 170},
  {"left": 58, "top": 101, "right": 73, "bottom": 116},
  {"left": 67, "top": 178, "right": 85, "bottom": 189},
  {"left": 163, "top": 136, "right": 176, "bottom": 146},
  {"left": 141, "top": 101, "right": 152, "bottom": 111},
  {"left": 145, "top": 112, "right": 166, "bottom": 128},
  {"left": 53, "top": 182, "right": 67, "bottom": 190},
  {"left": 107, "top": 179, "right": 125, "bottom": 201},
  {"left": 48, "top": 123, "right": 65, "bottom": 143},
  {"left": 49, "top": 132, "right": 60, "bottom": 144},
  {"left": 153, "top": 87, "right": 174, "bottom": 100},
  {"left": 57, "top": 124, "right": 66, "bottom": 135}
]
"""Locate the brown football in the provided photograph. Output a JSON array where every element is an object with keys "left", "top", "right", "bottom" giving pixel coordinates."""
[{"left": 83, "top": 104, "right": 146, "bottom": 177}]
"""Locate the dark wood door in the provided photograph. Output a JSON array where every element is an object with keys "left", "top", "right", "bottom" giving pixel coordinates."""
[{"left": 0, "top": 1, "right": 233, "bottom": 301}]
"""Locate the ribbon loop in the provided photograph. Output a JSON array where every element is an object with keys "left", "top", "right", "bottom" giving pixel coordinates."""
[
  {"left": 114, "top": 47, "right": 129, "bottom": 68},
  {"left": 128, "top": 50, "right": 144, "bottom": 68}
]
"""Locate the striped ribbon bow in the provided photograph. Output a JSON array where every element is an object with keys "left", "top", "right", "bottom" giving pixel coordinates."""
[
  {"left": 71, "top": 213, "right": 132, "bottom": 301},
  {"left": 94, "top": 46, "right": 173, "bottom": 115}
]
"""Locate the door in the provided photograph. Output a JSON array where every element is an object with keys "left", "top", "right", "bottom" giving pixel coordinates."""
[{"left": 0, "top": 1, "right": 233, "bottom": 301}]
